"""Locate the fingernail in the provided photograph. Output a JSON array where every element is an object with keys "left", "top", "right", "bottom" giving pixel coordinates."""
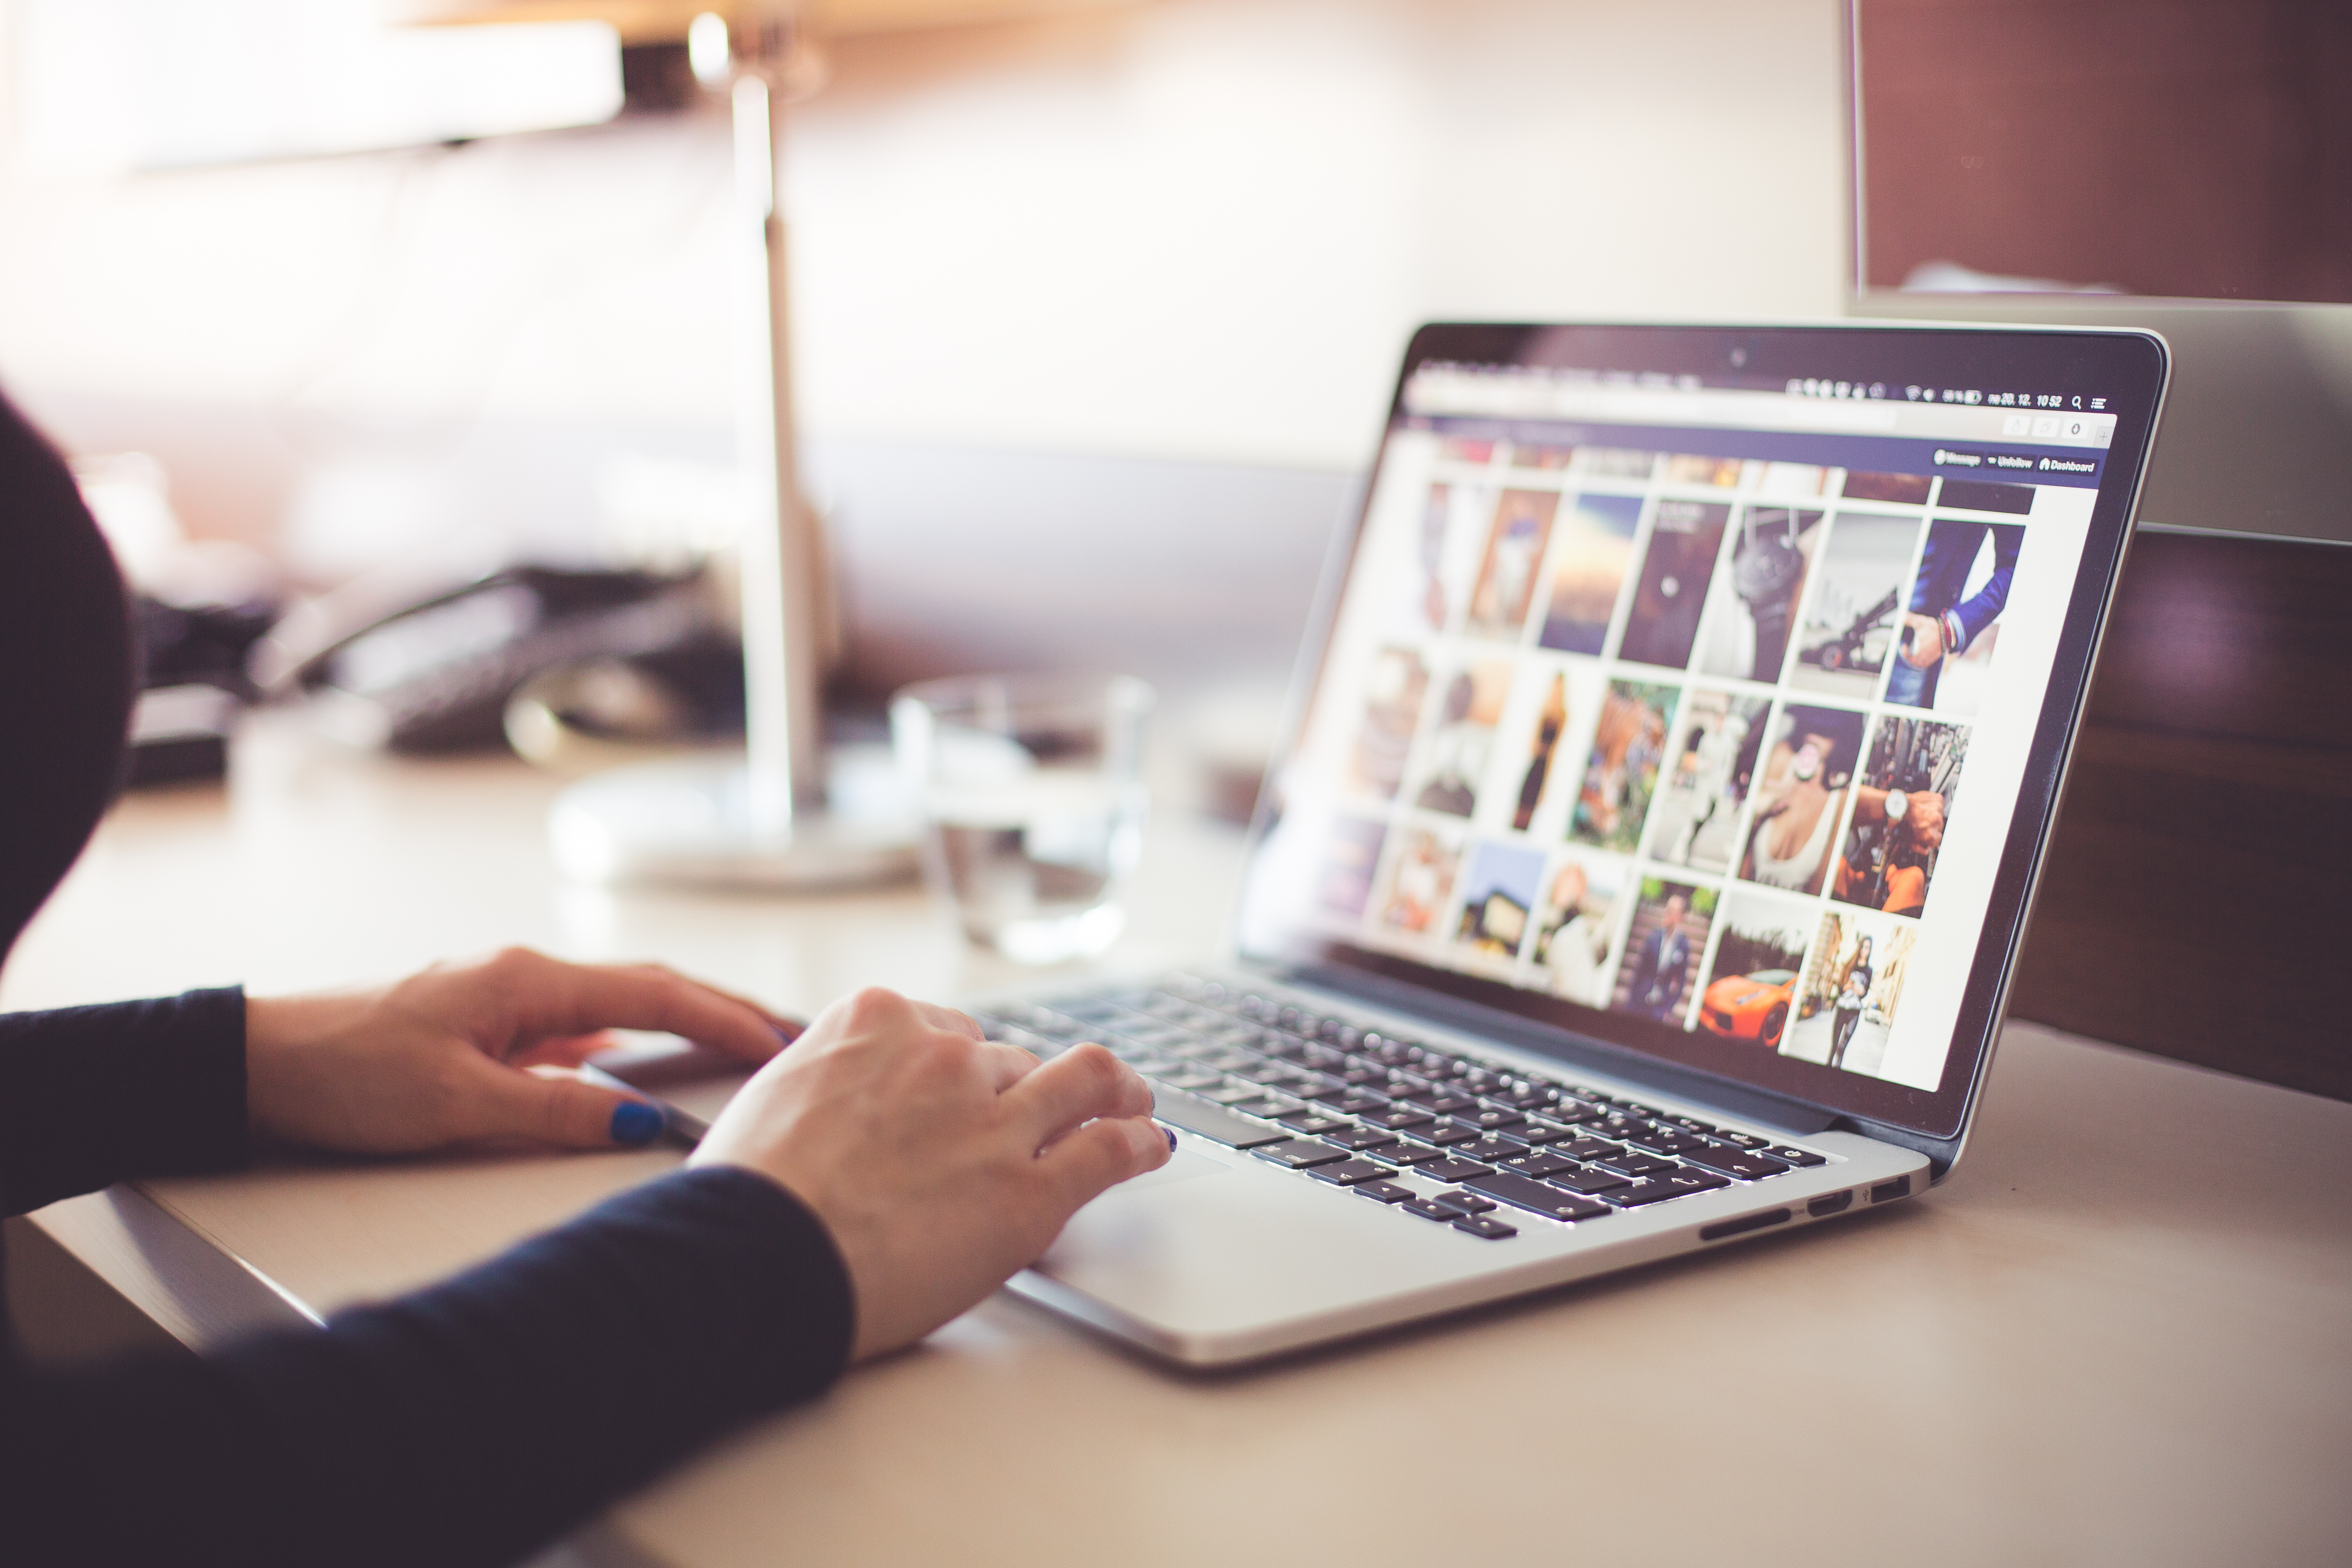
[
  {"left": 771, "top": 1022, "right": 796, "bottom": 1046},
  {"left": 1162, "top": 1126, "right": 1177, "bottom": 1152},
  {"left": 610, "top": 1100, "right": 665, "bottom": 1147}
]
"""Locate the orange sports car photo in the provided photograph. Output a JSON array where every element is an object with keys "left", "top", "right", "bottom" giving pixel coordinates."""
[{"left": 1698, "top": 968, "right": 1796, "bottom": 1048}]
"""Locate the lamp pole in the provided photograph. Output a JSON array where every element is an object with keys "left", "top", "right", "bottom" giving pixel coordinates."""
[{"left": 546, "top": 2, "right": 917, "bottom": 888}]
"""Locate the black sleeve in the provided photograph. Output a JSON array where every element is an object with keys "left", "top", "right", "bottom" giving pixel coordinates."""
[
  {"left": 0, "top": 989, "right": 251, "bottom": 1216},
  {"left": 1, "top": 1164, "right": 856, "bottom": 1567}
]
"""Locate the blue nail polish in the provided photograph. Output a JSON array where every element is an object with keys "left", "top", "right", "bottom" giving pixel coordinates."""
[
  {"left": 610, "top": 1100, "right": 665, "bottom": 1147},
  {"left": 1164, "top": 1126, "right": 1177, "bottom": 1152}
]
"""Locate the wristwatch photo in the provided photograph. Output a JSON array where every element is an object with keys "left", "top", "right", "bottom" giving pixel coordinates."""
[{"left": 1733, "top": 507, "right": 1806, "bottom": 678}]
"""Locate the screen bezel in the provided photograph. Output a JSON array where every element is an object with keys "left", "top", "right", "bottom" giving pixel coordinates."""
[{"left": 1237, "top": 320, "right": 2167, "bottom": 1145}]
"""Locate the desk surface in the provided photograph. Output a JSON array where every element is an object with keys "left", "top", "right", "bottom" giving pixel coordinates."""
[{"left": 8, "top": 721, "right": 2350, "bottom": 1567}]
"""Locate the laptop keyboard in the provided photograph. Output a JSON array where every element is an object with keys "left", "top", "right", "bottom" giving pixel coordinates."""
[{"left": 977, "top": 976, "right": 1831, "bottom": 1242}]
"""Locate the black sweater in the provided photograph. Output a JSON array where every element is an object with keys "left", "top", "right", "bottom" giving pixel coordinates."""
[{"left": 0, "top": 390, "right": 856, "bottom": 1564}]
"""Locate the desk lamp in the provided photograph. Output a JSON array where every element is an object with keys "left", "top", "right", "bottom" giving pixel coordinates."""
[{"left": 395, "top": 0, "right": 1122, "bottom": 887}]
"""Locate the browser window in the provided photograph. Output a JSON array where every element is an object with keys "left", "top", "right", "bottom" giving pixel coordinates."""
[{"left": 1242, "top": 362, "right": 2116, "bottom": 1095}]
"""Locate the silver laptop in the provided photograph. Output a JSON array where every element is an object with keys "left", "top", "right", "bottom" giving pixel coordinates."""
[{"left": 646, "top": 321, "right": 2169, "bottom": 1367}]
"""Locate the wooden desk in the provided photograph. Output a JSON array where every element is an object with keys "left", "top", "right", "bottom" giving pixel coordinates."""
[{"left": 6, "top": 721, "right": 2349, "bottom": 1566}]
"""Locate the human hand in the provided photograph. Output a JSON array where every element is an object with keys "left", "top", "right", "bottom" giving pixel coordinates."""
[
  {"left": 1900, "top": 612, "right": 1945, "bottom": 668},
  {"left": 245, "top": 948, "right": 790, "bottom": 1155},
  {"left": 1907, "top": 791, "right": 1947, "bottom": 851},
  {"left": 688, "top": 986, "right": 1170, "bottom": 1362}
]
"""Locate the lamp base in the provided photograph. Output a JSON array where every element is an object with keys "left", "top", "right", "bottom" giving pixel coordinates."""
[{"left": 548, "top": 744, "right": 921, "bottom": 890}]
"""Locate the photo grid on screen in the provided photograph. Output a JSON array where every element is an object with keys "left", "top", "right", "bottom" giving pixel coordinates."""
[{"left": 1307, "top": 427, "right": 2059, "bottom": 1092}]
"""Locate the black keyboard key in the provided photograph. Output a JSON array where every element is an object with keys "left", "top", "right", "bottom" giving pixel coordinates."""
[
  {"left": 1418, "top": 1156, "right": 1496, "bottom": 1184},
  {"left": 1357, "top": 1179, "right": 1416, "bottom": 1204},
  {"left": 1335, "top": 1062, "right": 1387, "bottom": 1086},
  {"left": 1454, "top": 1134, "right": 1529, "bottom": 1165},
  {"left": 1466, "top": 1172, "right": 1613, "bottom": 1224},
  {"left": 1680, "top": 1145, "right": 1793, "bottom": 1181},
  {"left": 1556, "top": 1138, "right": 1622, "bottom": 1162},
  {"left": 1512, "top": 1120, "right": 1576, "bottom": 1146},
  {"left": 1769, "top": 1145, "right": 1828, "bottom": 1166},
  {"left": 1551, "top": 1165, "right": 1632, "bottom": 1195},
  {"left": 1277, "top": 1110, "right": 1355, "bottom": 1137},
  {"left": 1311, "top": 1158, "right": 1396, "bottom": 1186},
  {"left": 1501, "top": 1087, "right": 1559, "bottom": 1111},
  {"left": 1594, "top": 1151, "right": 1676, "bottom": 1178},
  {"left": 1230, "top": 1096, "right": 1304, "bottom": 1119},
  {"left": 1653, "top": 1115, "right": 1717, "bottom": 1135},
  {"left": 1461, "top": 1108, "right": 1528, "bottom": 1135},
  {"left": 1202, "top": 1081, "right": 1265, "bottom": 1105},
  {"left": 1591, "top": 1114, "right": 1650, "bottom": 1139},
  {"left": 1405, "top": 1091, "right": 1478, "bottom": 1116},
  {"left": 1328, "top": 1126, "right": 1400, "bottom": 1152},
  {"left": 1369, "top": 1106, "right": 1436, "bottom": 1134},
  {"left": 1428, "top": 1189, "right": 1496, "bottom": 1214},
  {"left": 1315, "top": 1089, "right": 1391, "bottom": 1115},
  {"left": 1154, "top": 1068, "right": 1225, "bottom": 1093},
  {"left": 1401, "top": 1198, "right": 1462, "bottom": 1223},
  {"left": 1608, "top": 1168, "right": 1733, "bottom": 1206},
  {"left": 1378, "top": 1141, "right": 1448, "bottom": 1167},
  {"left": 1499, "top": 1150, "right": 1577, "bottom": 1181},
  {"left": 1457, "top": 1067, "right": 1502, "bottom": 1092},
  {"left": 1419, "top": 1121, "right": 1483, "bottom": 1148},
  {"left": 1452, "top": 1215, "right": 1519, "bottom": 1240},
  {"left": 1629, "top": 1129, "right": 1707, "bottom": 1156},
  {"left": 1254, "top": 1138, "right": 1352, "bottom": 1169},
  {"left": 1150, "top": 1087, "right": 1291, "bottom": 1149},
  {"left": 1546, "top": 1101, "right": 1605, "bottom": 1126},
  {"left": 1717, "top": 1131, "right": 1773, "bottom": 1151}
]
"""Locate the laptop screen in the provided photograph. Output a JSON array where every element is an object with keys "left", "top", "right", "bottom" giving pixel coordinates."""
[{"left": 1238, "top": 323, "right": 2165, "bottom": 1142}]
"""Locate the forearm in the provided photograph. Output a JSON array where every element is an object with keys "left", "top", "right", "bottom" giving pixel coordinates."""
[
  {"left": 0, "top": 988, "right": 249, "bottom": 1215},
  {"left": 1, "top": 1165, "right": 853, "bottom": 1568}
]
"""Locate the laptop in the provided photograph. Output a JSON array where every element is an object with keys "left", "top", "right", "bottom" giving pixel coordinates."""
[{"left": 639, "top": 321, "right": 2169, "bottom": 1367}]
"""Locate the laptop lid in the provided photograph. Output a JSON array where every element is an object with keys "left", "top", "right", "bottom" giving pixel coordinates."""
[{"left": 1234, "top": 322, "right": 2167, "bottom": 1166}]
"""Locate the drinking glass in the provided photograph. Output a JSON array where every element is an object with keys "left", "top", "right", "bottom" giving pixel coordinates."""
[{"left": 890, "top": 673, "right": 1154, "bottom": 964}]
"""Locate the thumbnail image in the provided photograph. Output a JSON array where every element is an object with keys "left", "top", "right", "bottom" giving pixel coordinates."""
[
  {"left": 1611, "top": 877, "right": 1718, "bottom": 1027},
  {"left": 1536, "top": 491, "right": 1642, "bottom": 656},
  {"left": 1644, "top": 688, "right": 1770, "bottom": 874},
  {"left": 1832, "top": 716, "right": 1969, "bottom": 917},
  {"left": 1572, "top": 446, "right": 1658, "bottom": 480},
  {"left": 1407, "top": 658, "right": 1514, "bottom": 817},
  {"left": 1374, "top": 826, "right": 1462, "bottom": 937},
  {"left": 1509, "top": 442, "right": 1573, "bottom": 470},
  {"left": 1754, "top": 463, "right": 1832, "bottom": 500},
  {"left": 1532, "top": 853, "right": 1623, "bottom": 1009},
  {"left": 1455, "top": 840, "right": 1549, "bottom": 960},
  {"left": 1346, "top": 646, "right": 1428, "bottom": 800},
  {"left": 1695, "top": 890, "right": 1813, "bottom": 1050},
  {"left": 1508, "top": 670, "right": 1571, "bottom": 832},
  {"left": 1390, "top": 483, "right": 1488, "bottom": 638},
  {"left": 1465, "top": 489, "right": 1560, "bottom": 638},
  {"left": 1841, "top": 470, "right": 1933, "bottom": 506},
  {"left": 1784, "top": 908, "right": 1918, "bottom": 1076},
  {"left": 1738, "top": 702, "right": 1867, "bottom": 897},
  {"left": 1314, "top": 817, "right": 1389, "bottom": 920},
  {"left": 1886, "top": 518, "right": 2023, "bottom": 718},
  {"left": 1618, "top": 500, "right": 1730, "bottom": 670},
  {"left": 1439, "top": 436, "right": 1496, "bottom": 465},
  {"left": 1663, "top": 453, "right": 1744, "bottom": 490},
  {"left": 1939, "top": 479, "right": 2034, "bottom": 516},
  {"left": 1791, "top": 512, "right": 1922, "bottom": 699},
  {"left": 1696, "top": 506, "right": 1825, "bottom": 685},
  {"left": 1571, "top": 680, "right": 1679, "bottom": 853}
]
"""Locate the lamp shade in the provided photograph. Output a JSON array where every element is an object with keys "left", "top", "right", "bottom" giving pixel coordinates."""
[{"left": 382, "top": 0, "right": 1134, "bottom": 40}]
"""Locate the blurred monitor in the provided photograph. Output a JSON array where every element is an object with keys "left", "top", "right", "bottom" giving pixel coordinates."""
[{"left": 1845, "top": 0, "right": 2352, "bottom": 543}]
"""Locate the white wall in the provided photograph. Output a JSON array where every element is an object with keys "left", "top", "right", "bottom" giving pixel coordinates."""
[{"left": 0, "top": 0, "right": 1850, "bottom": 483}]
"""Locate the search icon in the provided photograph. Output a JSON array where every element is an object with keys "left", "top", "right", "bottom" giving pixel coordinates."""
[{"left": 2072, "top": 396, "right": 2082, "bottom": 409}]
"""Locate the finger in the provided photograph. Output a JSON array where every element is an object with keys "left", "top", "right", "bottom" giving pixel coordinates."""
[
  {"left": 511, "top": 1031, "right": 622, "bottom": 1069},
  {"left": 1033, "top": 1114, "right": 1170, "bottom": 1209},
  {"left": 460, "top": 1058, "right": 670, "bottom": 1150},
  {"left": 487, "top": 951, "right": 787, "bottom": 1064},
  {"left": 998, "top": 1042, "right": 1152, "bottom": 1146},
  {"left": 980, "top": 1038, "right": 1043, "bottom": 1093}
]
